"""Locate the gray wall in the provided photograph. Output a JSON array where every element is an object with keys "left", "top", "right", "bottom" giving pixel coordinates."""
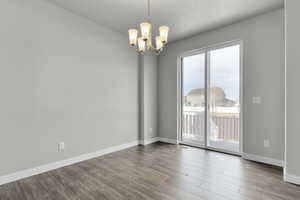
[
  {"left": 285, "top": 0, "right": 300, "bottom": 177},
  {"left": 139, "top": 52, "right": 158, "bottom": 140},
  {"left": 158, "top": 9, "right": 285, "bottom": 161},
  {"left": 0, "top": 0, "right": 138, "bottom": 176}
]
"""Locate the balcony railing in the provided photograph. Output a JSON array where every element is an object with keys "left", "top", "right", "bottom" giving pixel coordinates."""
[{"left": 182, "top": 110, "right": 239, "bottom": 142}]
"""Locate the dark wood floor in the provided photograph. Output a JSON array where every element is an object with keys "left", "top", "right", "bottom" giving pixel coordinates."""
[{"left": 0, "top": 142, "right": 300, "bottom": 200}]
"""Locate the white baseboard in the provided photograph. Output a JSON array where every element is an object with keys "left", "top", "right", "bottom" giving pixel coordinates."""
[
  {"left": 284, "top": 169, "right": 300, "bottom": 185},
  {"left": 242, "top": 153, "right": 284, "bottom": 167},
  {"left": 0, "top": 140, "right": 139, "bottom": 186},
  {"left": 139, "top": 137, "right": 178, "bottom": 145},
  {"left": 157, "top": 137, "right": 178, "bottom": 145},
  {"left": 0, "top": 138, "right": 177, "bottom": 185},
  {"left": 139, "top": 137, "right": 160, "bottom": 145}
]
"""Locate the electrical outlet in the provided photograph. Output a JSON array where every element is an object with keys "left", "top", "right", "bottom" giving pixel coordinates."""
[
  {"left": 252, "top": 96, "right": 262, "bottom": 104},
  {"left": 58, "top": 142, "right": 65, "bottom": 152},
  {"left": 264, "top": 139, "right": 270, "bottom": 148}
]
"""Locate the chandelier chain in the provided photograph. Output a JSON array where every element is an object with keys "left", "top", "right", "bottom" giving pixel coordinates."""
[{"left": 147, "top": 0, "right": 150, "bottom": 21}]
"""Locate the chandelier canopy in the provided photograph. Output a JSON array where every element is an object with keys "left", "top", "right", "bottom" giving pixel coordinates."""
[{"left": 128, "top": 0, "right": 169, "bottom": 54}]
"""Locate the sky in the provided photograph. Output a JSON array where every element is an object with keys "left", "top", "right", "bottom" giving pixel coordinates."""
[{"left": 183, "top": 45, "right": 240, "bottom": 101}]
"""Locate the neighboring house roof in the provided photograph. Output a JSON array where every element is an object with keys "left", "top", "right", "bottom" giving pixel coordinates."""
[
  {"left": 187, "top": 87, "right": 225, "bottom": 98},
  {"left": 186, "top": 87, "right": 236, "bottom": 107}
]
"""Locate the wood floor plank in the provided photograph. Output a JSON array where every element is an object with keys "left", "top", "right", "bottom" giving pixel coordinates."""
[{"left": 0, "top": 142, "right": 299, "bottom": 200}]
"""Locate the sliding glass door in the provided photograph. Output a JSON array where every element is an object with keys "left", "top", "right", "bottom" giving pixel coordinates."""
[
  {"left": 180, "top": 41, "right": 241, "bottom": 154},
  {"left": 207, "top": 44, "right": 240, "bottom": 153},
  {"left": 181, "top": 52, "right": 206, "bottom": 146}
]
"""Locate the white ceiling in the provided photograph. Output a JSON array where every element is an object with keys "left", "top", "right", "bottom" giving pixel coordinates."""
[{"left": 47, "top": 0, "right": 284, "bottom": 42}]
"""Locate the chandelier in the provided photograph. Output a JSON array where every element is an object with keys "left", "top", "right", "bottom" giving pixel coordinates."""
[{"left": 128, "top": 0, "right": 169, "bottom": 54}]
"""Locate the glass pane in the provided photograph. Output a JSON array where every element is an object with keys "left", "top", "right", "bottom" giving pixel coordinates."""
[
  {"left": 182, "top": 53, "right": 206, "bottom": 145},
  {"left": 208, "top": 45, "right": 240, "bottom": 153}
]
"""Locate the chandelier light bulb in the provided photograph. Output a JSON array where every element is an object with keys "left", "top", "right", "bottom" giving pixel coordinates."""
[
  {"left": 159, "top": 26, "right": 169, "bottom": 43},
  {"left": 140, "top": 22, "right": 152, "bottom": 41},
  {"left": 156, "top": 36, "right": 163, "bottom": 50},
  {"left": 128, "top": 29, "right": 138, "bottom": 46},
  {"left": 138, "top": 37, "right": 146, "bottom": 52}
]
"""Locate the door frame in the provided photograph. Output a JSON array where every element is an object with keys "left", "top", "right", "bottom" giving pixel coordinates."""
[{"left": 177, "top": 39, "right": 243, "bottom": 156}]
